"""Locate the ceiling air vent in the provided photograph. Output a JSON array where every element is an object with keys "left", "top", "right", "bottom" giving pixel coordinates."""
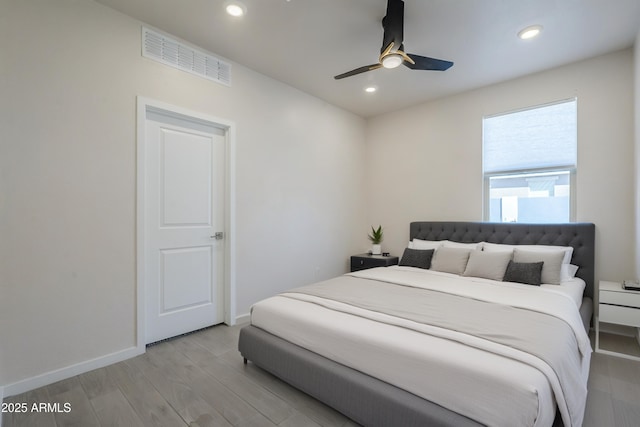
[{"left": 142, "top": 27, "right": 231, "bottom": 87}]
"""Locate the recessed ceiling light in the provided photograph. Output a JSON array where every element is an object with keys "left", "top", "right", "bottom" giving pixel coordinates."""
[
  {"left": 518, "top": 25, "right": 542, "bottom": 40},
  {"left": 225, "top": 1, "right": 246, "bottom": 17},
  {"left": 364, "top": 86, "right": 377, "bottom": 93}
]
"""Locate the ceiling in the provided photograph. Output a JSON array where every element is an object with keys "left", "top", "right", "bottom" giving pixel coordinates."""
[{"left": 95, "top": 0, "right": 640, "bottom": 118}]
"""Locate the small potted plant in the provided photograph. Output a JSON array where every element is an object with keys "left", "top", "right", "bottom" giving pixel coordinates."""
[{"left": 368, "top": 225, "right": 384, "bottom": 255}]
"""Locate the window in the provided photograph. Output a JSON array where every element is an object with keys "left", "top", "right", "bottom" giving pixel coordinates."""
[{"left": 483, "top": 99, "right": 577, "bottom": 223}]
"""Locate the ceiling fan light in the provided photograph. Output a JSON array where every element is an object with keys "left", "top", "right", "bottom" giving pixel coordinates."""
[
  {"left": 518, "top": 25, "right": 542, "bottom": 40},
  {"left": 381, "top": 54, "right": 403, "bottom": 69}
]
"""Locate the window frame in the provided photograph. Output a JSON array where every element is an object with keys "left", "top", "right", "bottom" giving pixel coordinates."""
[{"left": 482, "top": 99, "right": 577, "bottom": 223}]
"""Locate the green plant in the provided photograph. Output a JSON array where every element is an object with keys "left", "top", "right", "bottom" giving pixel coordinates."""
[{"left": 367, "top": 225, "right": 384, "bottom": 244}]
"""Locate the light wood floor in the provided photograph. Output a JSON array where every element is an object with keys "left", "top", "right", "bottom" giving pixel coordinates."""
[{"left": 3, "top": 324, "right": 640, "bottom": 427}]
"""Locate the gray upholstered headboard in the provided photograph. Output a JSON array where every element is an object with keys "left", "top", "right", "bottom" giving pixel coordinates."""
[{"left": 409, "top": 221, "right": 596, "bottom": 299}]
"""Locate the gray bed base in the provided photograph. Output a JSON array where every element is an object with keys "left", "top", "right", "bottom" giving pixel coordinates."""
[
  {"left": 239, "top": 221, "right": 596, "bottom": 427},
  {"left": 239, "top": 325, "right": 482, "bottom": 427}
]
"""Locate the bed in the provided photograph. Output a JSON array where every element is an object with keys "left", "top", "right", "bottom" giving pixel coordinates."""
[{"left": 238, "top": 221, "right": 595, "bottom": 427}]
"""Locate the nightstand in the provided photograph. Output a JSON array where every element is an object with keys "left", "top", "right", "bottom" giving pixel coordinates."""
[
  {"left": 350, "top": 253, "right": 399, "bottom": 272},
  {"left": 595, "top": 280, "right": 640, "bottom": 361}
]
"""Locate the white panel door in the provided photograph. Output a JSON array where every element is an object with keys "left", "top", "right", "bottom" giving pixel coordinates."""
[{"left": 145, "top": 113, "right": 225, "bottom": 343}]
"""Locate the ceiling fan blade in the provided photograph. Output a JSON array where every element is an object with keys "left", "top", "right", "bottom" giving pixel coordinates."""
[
  {"left": 381, "top": 0, "right": 404, "bottom": 55},
  {"left": 334, "top": 63, "right": 382, "bottom": 80},
  {"left": 404, "top": 53, "right": 454, "bottom": 71}
]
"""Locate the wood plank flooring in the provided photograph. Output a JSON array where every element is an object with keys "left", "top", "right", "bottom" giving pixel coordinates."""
[{"left": 3, "top": 324, "right": 640, "bottom": 427}]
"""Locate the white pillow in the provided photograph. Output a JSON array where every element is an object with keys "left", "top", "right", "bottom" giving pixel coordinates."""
[
  {"left": 431, "top": 247, "right": 472, "bottom": 276},
  {"left": 513, "top": 248, "right": 565, "bottom": 285},
  {"left": 561, "top": 264, "right": 579, "bottom": 281},
  {"left": 483, "top": 242, "right": 573, "bottom": 264},
  {"left": 463, "top": 251, "right": 513, "bottom": 281},
  {"left": 443, "top": 241, "right": 484, "bottom": 251},
  {"left": 411, "top": 239, "right": 444, "bottom": 250},
  {"left": 480, "top": 242, "right": 514, "bottom": 254}
]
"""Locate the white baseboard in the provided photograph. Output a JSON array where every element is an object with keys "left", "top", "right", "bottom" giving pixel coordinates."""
[
  {"left": 3, "top": 314, "right": 251, "bottom": 400},
  {"left": 3, "top": 345, "right": 144, "bottom": 398},
  {"left": 236, "top": 312, "right": 250, "bottom": 325}
]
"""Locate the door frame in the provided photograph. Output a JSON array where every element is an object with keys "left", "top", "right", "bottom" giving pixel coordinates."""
[{"left": 136, "top": 97, "right": 236, "bottom": 352}]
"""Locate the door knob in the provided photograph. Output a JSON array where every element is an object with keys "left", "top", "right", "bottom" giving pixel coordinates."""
[{"left": 211, "top": 232, "right": 224, "bottom": 240}]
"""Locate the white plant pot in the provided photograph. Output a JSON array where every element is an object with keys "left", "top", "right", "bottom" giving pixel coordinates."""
[{"left": 371, "top": 244, "right": 382, "bottom": 255}]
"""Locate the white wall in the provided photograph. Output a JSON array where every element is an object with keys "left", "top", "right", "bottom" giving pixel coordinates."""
[
  {"left": 0, "top": 0, "right": 366, "bottom": 390},
  {"left": 635, "top": 29, "right": 640, "bottom": 277},
  {"left": 366, "top": 49, "right": 636, "bottom": 284}
]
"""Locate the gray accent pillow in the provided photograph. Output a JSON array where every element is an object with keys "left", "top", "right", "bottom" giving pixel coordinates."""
[
  {"left": 430, "top": 247, "right": 471, "bottom": 275},
  {"left": 503, "top": 260, "right": 544, "bottom": 286},
  {"left": 463, "top": 250, "right": 512, "bottom": 281},
  {"left": 399, "top": 248, "right": 434, "bottom": 269},
  {"left": 513, "top": 248, "right": 564, "bottom": 285}
]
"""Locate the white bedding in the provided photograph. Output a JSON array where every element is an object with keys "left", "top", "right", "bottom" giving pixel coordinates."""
[
  {"left": 541, "top": 278, "right": 586, "bottom": 308},
  {"left": 250, "top": 266, "right": 591, "bottom": 427}
]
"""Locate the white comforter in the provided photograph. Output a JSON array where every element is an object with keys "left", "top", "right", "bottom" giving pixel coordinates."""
[{"left": 250, "top": 266, "right": 591, "bottom": 427}]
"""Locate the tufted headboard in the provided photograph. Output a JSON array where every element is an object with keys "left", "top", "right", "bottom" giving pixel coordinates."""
[{"left": 410, "top": 221, "right": 596, "bottom": 299}]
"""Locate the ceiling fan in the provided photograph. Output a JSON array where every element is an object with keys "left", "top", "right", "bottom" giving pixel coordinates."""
[{"left": 334, "top": 0, "right": 453, "bottom": 80}]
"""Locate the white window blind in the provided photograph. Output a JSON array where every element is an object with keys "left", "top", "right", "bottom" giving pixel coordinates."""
[{"left": 483, "top": 99, "right": 577, "bottom": 174}]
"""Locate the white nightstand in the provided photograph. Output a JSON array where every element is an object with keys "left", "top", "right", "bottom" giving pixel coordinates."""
[{"left": 595, "top": 280, "right": 640, "bottom": 360}]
